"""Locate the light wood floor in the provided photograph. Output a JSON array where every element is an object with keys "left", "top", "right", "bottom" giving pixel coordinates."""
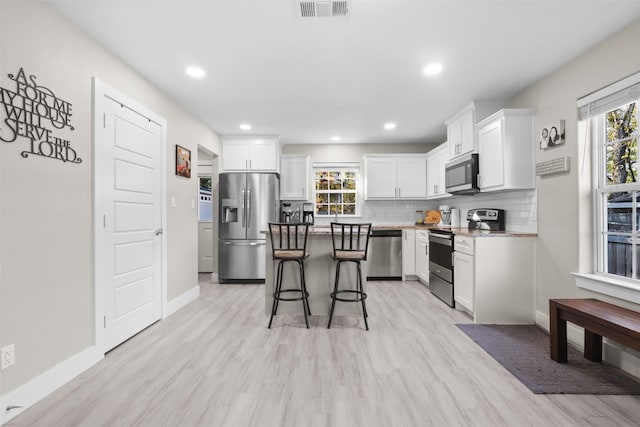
[{"left": 7, "top": 275, "right": 640, "bottom": 426}]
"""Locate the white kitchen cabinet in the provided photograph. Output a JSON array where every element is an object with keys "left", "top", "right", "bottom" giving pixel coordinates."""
[
  {"left": 221, "top": 136, "right": 279, "bottom": 172},
  {"left": 453, "top": 235, "right": 475, "bottom": 314},
  {"left": 477, "top": 109, "right": 536, "bottom": 192},
  {"left": 280, "top": 154, "right": 310, "bottom": 200},
  {"left": 453, "top": 234, "right": 535, "bottom": 324},
  {"left": 426, "top": 143, "right": 450, "bottom": 199},
  {"left": 364, "top": 154, "right": 427, "bottom": 200},
  {"left": 402, "top": 228, "right": 416, "bottom": 280},
  {"left": 415, "top": 229, "right": 429, "bottom": 284},
  {"left": 446, "top": 105, "right": 474, "bottom": 159},
  {"left": 445, "top": 101, "right": 503, "bottom": 160}
]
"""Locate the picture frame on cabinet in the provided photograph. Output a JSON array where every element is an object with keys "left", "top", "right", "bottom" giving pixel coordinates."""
[
  {"left": 175, "top": 144, "right": 191, "bottom": 178},
  {"left": 539, "top": 119, "right": 566, "bottom": 150}
]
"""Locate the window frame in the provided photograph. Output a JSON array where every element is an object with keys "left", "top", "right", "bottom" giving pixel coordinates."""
[
  {"left": 594, "top": 102, "right": 640, "bottom": 279},
  {"left": 576, "top": 72, "right": 640, "bottom": 303},
  {"left": 312, "top": 162, "right": 361, "bottom": 218}
]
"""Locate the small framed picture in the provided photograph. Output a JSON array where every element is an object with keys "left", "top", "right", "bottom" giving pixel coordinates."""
[
  {"left": 175, "top": 145, "right": 191, "bottom": 178},
  {"left": 540, "top": 120, "right": 566, "bottom": 150}
]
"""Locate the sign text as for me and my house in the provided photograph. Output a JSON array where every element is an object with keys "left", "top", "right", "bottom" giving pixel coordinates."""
[{"left": 0, "top": 68, "right": 81, "bottom": 164}]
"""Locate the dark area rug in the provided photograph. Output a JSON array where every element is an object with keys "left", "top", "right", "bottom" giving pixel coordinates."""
[{"left": 456, "top": 324, "right": 640, "bottom": 394}]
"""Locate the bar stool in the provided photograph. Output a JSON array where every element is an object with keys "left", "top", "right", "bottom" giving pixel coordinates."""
[
  {"left": 268, "top": 223, "right": 311, "bottom": 329},
  {"left": 327, "top": 223, "right": 372, "bottom": 330}
]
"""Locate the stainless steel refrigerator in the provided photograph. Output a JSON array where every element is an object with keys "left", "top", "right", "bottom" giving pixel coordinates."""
[{"left": 218, "top": 173, "right": 280, "bottom": 283}]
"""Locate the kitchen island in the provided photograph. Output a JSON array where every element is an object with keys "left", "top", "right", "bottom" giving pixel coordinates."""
[{"left": 265, "top": 226, "right": 366, "bottom": 316}]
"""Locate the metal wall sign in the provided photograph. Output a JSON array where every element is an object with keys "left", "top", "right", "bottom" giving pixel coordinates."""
[{"left": 0, "top": 68, "right": 81, "bottom": 164}]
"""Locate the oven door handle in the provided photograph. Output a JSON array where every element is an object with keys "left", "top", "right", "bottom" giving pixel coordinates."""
[
  {"left": 430, "top": 232, "right": 453, "bottom": 239},
  {"left": 429, "top": 234, "right": 453, "bottom": 246}
]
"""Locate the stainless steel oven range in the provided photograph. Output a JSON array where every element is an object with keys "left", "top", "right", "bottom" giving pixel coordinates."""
[{"left": 428, "top": 229, "right": 454, "bottom": 307}]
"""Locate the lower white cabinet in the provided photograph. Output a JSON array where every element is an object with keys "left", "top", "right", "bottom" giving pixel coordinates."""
[
  {"left": 453, "top": 251, "right": 474, "bottom": 313},
  {"left": 415, "top": 230, "right": 429, "bottom": 284},
  {"left": 453, "top": 234, "right": 535, "bottom": 324},
  {"left": 402, "top": 229, "right": 416, "bottom": 279}
]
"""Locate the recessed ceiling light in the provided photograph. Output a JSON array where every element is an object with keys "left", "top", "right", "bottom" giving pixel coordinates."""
[
  {"left": 384, "top": 122, "right": 396, "bottom": 130},
  {"left": 239, "top": 123, "right": 252, "bottom": 131},
  {"left": 423, "top": 62, "right": 443, "bottom": 76},
  {"left": 185, "top": 66, "right": 205, "bottom": 79},
  {"left": 331, "top": 136, "right": 341, "bottom": 142}
]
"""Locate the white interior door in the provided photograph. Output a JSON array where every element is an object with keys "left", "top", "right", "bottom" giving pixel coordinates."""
[
  {"left": 96, "top": 88, "right": 163, "bottom": 351},
  {"left": 198, "top": 221, "right": 214, "bottom": 272}
]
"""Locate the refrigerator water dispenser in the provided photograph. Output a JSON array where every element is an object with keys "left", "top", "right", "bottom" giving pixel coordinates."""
[{"left": 221, "top": 199, "right": 238, "bottom": 223}]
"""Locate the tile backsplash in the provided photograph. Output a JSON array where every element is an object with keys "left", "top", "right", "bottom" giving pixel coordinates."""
[{"left": 314, "top": 189, "right": 537, "bottom": 233}]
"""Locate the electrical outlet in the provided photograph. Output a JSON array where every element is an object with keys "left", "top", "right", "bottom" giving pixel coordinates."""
[{"left": 1, "top": 344, "right": 15, "bottom": 369}]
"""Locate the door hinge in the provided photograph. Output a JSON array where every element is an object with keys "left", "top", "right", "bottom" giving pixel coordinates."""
[
  {"left": 103, "top": 214, "right": 106, "bottom": 228},
  {"left": 103, "top": 113, "right": 106, "bottom": 128},
  {"left": 103, "top": 315, "right": 106, "bottom": 328}
]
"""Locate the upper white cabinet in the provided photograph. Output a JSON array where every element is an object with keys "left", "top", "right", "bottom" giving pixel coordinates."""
[
  {"left": 364, "top": 154, "right": 427, "bottom": 200},
  {"left": 477, "top": 109, "right": 536, "bottom": 192},
  {"left": 280, "top": 154, "right": 310, "bottom": 200},
  {"left": 426, "top": 143, "right": 451, "bottom": 200},
  {"left": 221, "top": 136, "right": 279, "bottom": 172},
  {"left": 445, "top": 101, "right": 503, "bottom": 160}
]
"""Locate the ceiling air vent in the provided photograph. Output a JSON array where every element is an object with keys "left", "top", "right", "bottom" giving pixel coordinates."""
[{"left": 299, "top": 1, "right": 350, "bottom": 18}]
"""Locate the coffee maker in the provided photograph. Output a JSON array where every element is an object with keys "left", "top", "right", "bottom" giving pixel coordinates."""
[
  {"left": 281, "top": 203, "right": 300, "bottom": 223},
  {"left": 302, "top": 202, "right": 314, "bottom": 224}
]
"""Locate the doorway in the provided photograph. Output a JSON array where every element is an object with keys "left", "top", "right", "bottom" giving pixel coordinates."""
[{"left": 197, "top": 146, "right": 218, "bottom": 276}]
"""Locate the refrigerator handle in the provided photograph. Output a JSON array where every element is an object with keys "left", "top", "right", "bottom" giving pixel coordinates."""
[
  {"left": 241, "top": 185, "right": 246, "bottom": 228},
  {"left": 247, "top": 185, "right": 252, "bottom": 225}
]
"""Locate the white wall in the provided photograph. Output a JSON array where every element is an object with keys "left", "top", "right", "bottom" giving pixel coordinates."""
[
  {"left": 0, "top": 1, "right": 220, "bottom": 397},
  {"left": 509, "top": 19, "right": 640, "bottom": 372}
]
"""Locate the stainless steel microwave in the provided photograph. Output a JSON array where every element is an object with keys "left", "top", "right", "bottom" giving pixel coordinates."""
[{"left": 445, "top": 153, "right": 479, "bottom": 195}]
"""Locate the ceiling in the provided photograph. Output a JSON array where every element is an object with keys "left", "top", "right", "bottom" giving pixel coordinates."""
[{"left": 48, "top": 0, "right": 640, "bottom": 146}]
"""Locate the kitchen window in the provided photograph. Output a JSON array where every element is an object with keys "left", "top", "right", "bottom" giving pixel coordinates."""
[
  {"left": 313, "top": 163, "right": 360, "bottom": 217},
  {"left": 575, "top": 71, "right": 640, "bottom": 302}
]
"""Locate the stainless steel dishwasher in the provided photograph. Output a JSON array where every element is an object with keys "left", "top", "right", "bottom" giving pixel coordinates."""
[{"left": 366, "top": 229, "right": 402, "bottom": 280}]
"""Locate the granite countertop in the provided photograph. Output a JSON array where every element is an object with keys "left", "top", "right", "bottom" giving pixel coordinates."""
[
  {"left": 264, "top": 224, "right": 537, "bottom": 237},
  {"left": 382, "top": 224, "right": 537, "bottom": 237}
]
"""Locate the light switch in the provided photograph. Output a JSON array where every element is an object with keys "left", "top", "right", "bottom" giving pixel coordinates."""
[{"left": 171, "top": 196, "right": 176, "bottom": 208}]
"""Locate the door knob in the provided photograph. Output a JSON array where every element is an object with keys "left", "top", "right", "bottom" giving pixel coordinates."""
[{"left": 155, "top": 228, "right": 163, "bottom": 236}]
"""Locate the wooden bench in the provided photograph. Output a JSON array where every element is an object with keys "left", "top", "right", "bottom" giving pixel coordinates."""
[{"left": 549, "top": 298, "right": 640, "bottom": 363}]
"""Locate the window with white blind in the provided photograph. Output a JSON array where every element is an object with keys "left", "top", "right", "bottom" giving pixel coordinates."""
[{"left": 576, "top": 71, "right": 640, "bottom": 297}]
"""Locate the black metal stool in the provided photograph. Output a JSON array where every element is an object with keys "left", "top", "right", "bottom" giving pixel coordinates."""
[
  {"left": 327, "top": 223, "right": 372, "bottom": 330},
  {"left": 268, "top": 223, "right": 311, "bottom": 329}
]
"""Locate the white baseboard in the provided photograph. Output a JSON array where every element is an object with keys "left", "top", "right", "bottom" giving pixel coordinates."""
[
  {"left": 536, "top": 310, "right": 640, "bottom": 378},
  {"left": 0, "top": 345, "right": 103, "bottom": 425},
  {"left": 164, "top": 285, "right": 200, "bottom": 318}
]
